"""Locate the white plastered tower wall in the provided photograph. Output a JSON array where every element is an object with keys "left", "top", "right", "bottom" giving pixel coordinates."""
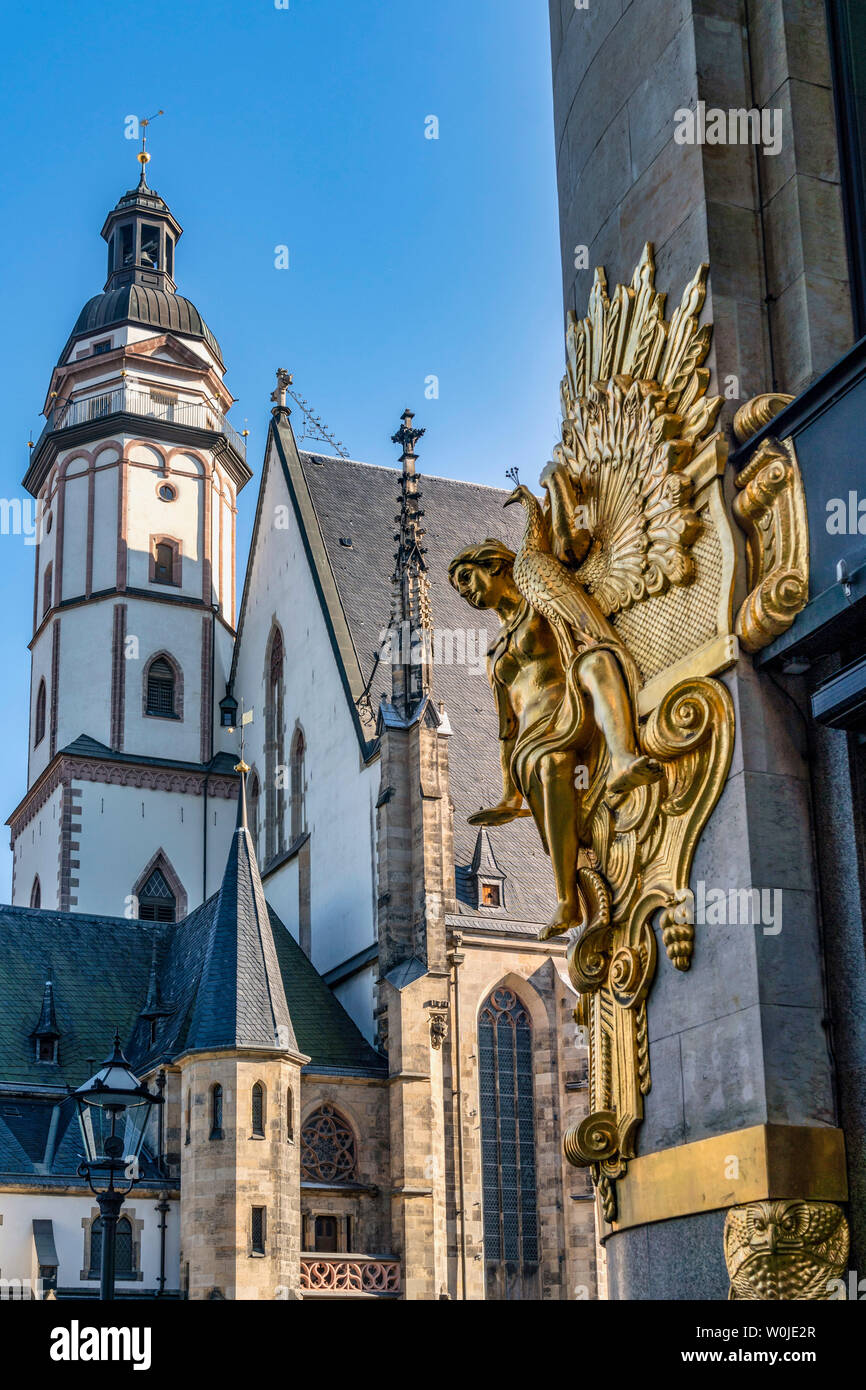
[
  {"left": 230, "top": 420, "right": 381, "bottom": 1039},
  {"left": 8, "top": 170, "right": 249, "bottom": 918}
]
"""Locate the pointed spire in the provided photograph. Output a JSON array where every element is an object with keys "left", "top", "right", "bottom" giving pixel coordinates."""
[
  {"left": 140, "top": 930, "right": 173, "bottom": 1021},
  {"left": 31, "top": 980, "right": 61, "bottom": 1041},
  {"left": 389, "top": 409, "right": 432, "bottom": 717},
  {"left": 185, "top": 771, "right": 297, "bottom": 1055}
]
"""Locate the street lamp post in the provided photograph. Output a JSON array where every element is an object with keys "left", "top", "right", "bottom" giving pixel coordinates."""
[{"left": 73, "top": 1033, "right": 164, "bottom": 1302}]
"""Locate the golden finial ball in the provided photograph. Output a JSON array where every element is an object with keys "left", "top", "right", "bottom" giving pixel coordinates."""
[{"left": 137, "top": 151, "right": 151, "bottom": 166}]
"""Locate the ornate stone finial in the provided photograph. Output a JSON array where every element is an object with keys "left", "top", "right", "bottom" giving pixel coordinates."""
[
  {"left": 389, "top": 410, "right": 432, "bottom": 715},
  {"left": 271, "top": 368, "right": 292, "bottom": 415},
  {"left": 391, "top": 408, "right": 425, "bottom": 475}
]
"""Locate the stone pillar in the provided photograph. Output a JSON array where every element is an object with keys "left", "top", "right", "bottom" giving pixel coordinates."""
[
  {"left": 602, "top": 658, "right": 846, "bottom": 1298},
  {"left": 178, "top": 1051, "right": 303, "bottom": 1300},
  {"left": 548, "top": 0, "right": 853, "bottom": 407}
]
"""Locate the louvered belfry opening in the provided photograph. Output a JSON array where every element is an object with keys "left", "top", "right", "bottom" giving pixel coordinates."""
[
  {"left": 138, "top": 866, "right": 176, "bottom": 922},
  {"left": 478, "top": 987, "right": 540, "bottom": 1301},
  {"left": 146, "top": 658, "right": 175, "bottom": 716}
]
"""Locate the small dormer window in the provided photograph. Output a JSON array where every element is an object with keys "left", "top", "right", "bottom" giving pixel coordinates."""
[
  {"left": 36, "top": 1038, "right": 57, "bottom": 1064},
  {"left": 93, "top": 340, "right": 111, "bottom": 355},
  {"left": 480, "top": 882, "right": 501, "bottom": 907}
]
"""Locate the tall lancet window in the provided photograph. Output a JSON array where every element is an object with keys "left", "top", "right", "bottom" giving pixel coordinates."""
[
  {"left": 249, "top": 772, "right": 260, "bottom": 852},
  {"left": 290, "top": 727, "right": 306, "bottom": 841},
  {"left": 264, "top": 626, "right": 286, "bottom": 863},
  {"left": 34, "top": 679, "right": 47, "bottom": 747},
  {"left": 478, "top": 986, "right": 540, "bottom": 1301}
]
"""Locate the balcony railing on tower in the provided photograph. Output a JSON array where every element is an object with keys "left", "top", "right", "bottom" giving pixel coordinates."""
[{"left": 39, "top": 386, "right": 246, "bottom": 459}]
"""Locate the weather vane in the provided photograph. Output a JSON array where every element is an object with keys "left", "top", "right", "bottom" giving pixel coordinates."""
[
  {"left": 137, "top": 109, "right": 164, "bottom": 173},
  {"left": 229, "top": 699, "right": 254, "bottom": 773}
]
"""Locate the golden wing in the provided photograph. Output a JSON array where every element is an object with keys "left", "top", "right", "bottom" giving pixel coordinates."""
[{"left": 549, "top": 244, "right": 722, "bottom": 619}]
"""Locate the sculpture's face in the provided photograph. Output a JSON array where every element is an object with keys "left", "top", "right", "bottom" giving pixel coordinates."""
[{"left": 451, "top": 560, "right": 502, "bottom": 610}]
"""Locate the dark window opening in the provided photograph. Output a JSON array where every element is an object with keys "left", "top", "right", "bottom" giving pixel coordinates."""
[
  {"left": 314, "top": 1216, "right": 338, "bottom": 1253},
  {"left": 251, "top": 1207, "right": 266, "bottom": 1255},
  {"left": 146, "top": 658, "right": 175, "bottom": 717},
  {"left": 148, "top": 1018, "right": 158, "bottom": 1047},
  {"left": 210, "top": 1083, "right": 223, "bottom": 1140},
  {"left": 118, "top": 224, "right": 134, "bottom": 267},
  {"left": 141, "top": 224, "right": 161, "bottom": 270},
  {"left": 93, "top": 339, "right": 111, "bottom": 355},
  {"left": 43, "top": 563, "right": 53, "bottom": 619},
  {"left": 34, "top": 680, "right": 47, "bottom": 746},
  {"left": 138, "top": 866, "right": 176, "bottom": 922},
  {"left": 481, "top": 882, "right": 501, "bottom": 907},
  {"left": 291, "top": 728, "right": 306, "bottom": 841},
  {"left": 251, "top": 1082, "right": 265, "bottom": 1136},
  {"left": 30, "top": 876, "right": 41, "bottom": 909},
  {"left": 165, "top": 237, "right": 174, "bottom": 279},
  {"left": 36, "top": 1037, "right": 57, "bottom": 1064},
  {"left": 286, "top": 1085, "right": 294, "bottom": 1142},
  {"left": 153, "top": 541, "right": 176, "bottom": 586}
]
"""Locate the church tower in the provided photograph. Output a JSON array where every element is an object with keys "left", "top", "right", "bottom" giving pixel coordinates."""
[{"left": 8, "top": 155, "right": 250, "bottom": 921}]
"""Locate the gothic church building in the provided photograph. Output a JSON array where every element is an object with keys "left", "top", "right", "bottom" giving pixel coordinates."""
[{"left": 0, "top": 169, "right": 595, "bottom": 1300}]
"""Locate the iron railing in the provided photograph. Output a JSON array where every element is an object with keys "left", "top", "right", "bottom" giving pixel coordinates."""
[{"left": 41, "top": 387, "right": 246, "bottom": 458}]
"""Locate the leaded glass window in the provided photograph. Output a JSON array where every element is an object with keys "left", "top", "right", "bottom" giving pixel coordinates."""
[
  {"left": 138, "top": 867, "right": 175, "bottom": 922},
  {"left": 478, "top": 986, "right": 540, "bottom": 1300},
  {"left": 300, "top": 1104, "right": 357, "bottom": 1183},
  {"left": 251, "top": 1082, "right": 265, "bottom": 1136},
  {"left": 90, "top": 1216, "right": 134, "bottom": 1279}
]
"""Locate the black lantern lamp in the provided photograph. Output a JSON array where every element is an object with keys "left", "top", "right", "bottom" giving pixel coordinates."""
[{"left": 74, "top": 1032, "right": 164, "bottom": 1301}]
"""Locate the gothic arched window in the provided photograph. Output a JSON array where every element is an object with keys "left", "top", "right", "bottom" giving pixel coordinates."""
[
  {"left": 291, "top": 727, "right": 306, "bottom": 842},
  {"left": 264, "top": 626, "right": 286, "bottom": 862},
  {"left": 34, "top": 679, "right": 47, "bottom": 746},
  {"left": 145, "top": 656, "right": 177, "bottom": 718},
  {"left": 43, "top": 562, "right": 53, "bottom": 619},
  {"left": 251, "top": 1082, "right": 265, "bottom": 1137},
  {"left": 30, "top": 876, "right": 41, "bottom": 909},
  {"left": 300, "top": 1105, "right": 357, "bottom": 1183},
  {"left": 90, "top": 1216, "right": 134, "bottom": 1279},
  {"left": 478, "top": 986, "right": 540, "bottom": 1300}
]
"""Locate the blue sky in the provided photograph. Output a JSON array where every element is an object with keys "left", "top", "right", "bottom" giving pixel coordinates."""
[{"left": 0, "top": 0, "right": 563, "bottom": 899}]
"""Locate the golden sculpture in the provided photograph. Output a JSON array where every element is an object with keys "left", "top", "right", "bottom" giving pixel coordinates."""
[
  {"left": 724, "top": 1200, "right": 849, "bottom": 1300},
  {"left": 733, "top": 435, "right": 809, "bottom": 652},
  {"left": 450, "top": 245, "right": 737, "bottom": 1218}
]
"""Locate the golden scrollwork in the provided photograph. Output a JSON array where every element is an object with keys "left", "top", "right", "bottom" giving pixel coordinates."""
[
  {"left": 724, "top": 1200, "right": 849, "bottom": 1300},
  {"left": 449, "top": 245, "right": 736, "bottom": 1219},
  {"left": 733, "top": 436, "right": 809, "bottom": 652},
  {"left": 732, "top": 392, "right": 794, "bottom": 445}
]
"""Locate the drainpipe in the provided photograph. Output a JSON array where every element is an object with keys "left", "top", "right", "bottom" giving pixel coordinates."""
[
  {"left": 155, "top": 1070, "right": 169, "bottom": 1296},
  {"left": 447, "top": 932, "right": 467, "bottom": 1299},
  {"left": 155, "top": 1199, "right": 169, "bottom": 1298}
]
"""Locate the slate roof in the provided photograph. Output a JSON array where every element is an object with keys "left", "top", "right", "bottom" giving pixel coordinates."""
[
  {"left": 0, "top": 819, "right": 385, "bottom": 1176},
  {"left": 298, "top": 451, "right": 556, "bottom": 927}
]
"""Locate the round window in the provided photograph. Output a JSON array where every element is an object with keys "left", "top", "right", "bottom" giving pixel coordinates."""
[{"left": 158, "top": 482, "right": 177, "bottom": 502}]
